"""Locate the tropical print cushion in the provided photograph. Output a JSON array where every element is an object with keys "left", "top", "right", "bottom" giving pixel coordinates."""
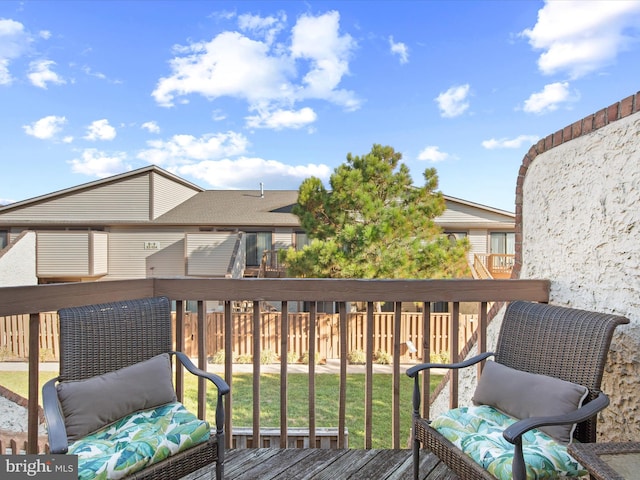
[
  {"left": 68, "top": 402, "right": 210, "bottom": 480},
  {"left": 431, "top": 405, "right": 587, "bottom": 480}
]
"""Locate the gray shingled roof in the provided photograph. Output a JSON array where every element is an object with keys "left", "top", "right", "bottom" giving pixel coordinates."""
[{"left": 153, "top": 190, "right": 300, "bottom": 226}]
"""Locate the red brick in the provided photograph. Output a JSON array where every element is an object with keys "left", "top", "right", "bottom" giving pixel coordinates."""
[
  {"left": 572, "top": 120, "right": 583, "bottom": 139},
  {"left": 544, "top": 134, "right": 553, "bottom": 151},
  {"left": 563, "top": 125, "right": 572, "bottom": 143},
  {"left": 607, "top": 102, "right": 619, "bottom": 123},
  {"left": 594, "top": 109, "right": 607, "bottom": 129},
  {"left": 635, "top": 92, "right": 640, "bottom": 113},
  {"left": 582, "top": 114, "right": 594, "bottom": 135},
  {"left": 620, "top": 95, "right": 634, "bottom": 118},
  {"left": 552, "top": 130, "right": 563, "bottom": 147}
]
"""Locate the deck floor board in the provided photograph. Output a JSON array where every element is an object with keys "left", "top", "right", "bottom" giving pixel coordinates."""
[{"left": 181, "top": 449, "right": 457, "bottom": 480}]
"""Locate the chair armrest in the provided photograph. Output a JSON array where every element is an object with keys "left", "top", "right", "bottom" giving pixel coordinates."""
[
  {"left": 503, "top": 392, "right": 610, "bottom": 443},
  {"left": 503, "top": 392, "right": 609, "bottom": 480},
  {"left": 172, "top": 351, "right": 231, "bottom": 395},
  {"left": 42, "top": 377, "right": 69, "bottom": 454},
  {"left": 406, "top": 351, "right": 494, "bottom": 378}
]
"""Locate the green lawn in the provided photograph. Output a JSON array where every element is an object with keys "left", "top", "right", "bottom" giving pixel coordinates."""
[{"left": 0, "top": 369, "right": 442, "bottom": 449}]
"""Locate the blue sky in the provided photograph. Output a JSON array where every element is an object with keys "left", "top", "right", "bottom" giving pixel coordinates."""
[{"left": 2, "top": 1, "right": 640, "bottom": 212}]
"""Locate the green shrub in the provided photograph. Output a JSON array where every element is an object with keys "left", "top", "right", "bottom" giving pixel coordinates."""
[
  {"left": 430, "top": 351, "right": 449, "bottom": 364},
  {"left": 374, "top": 350, "right": 392, "bottom": 365},
  {"left": 236, "top": 354, "right": 252, "bottom": 364},
  {"left": 348, "top": 349, "right": 366, "bottom": 365},
  {"left": 286, "top": 351, "right": 299, "bottom": 363},
  {"left": 208, "top": 349, "right": 226, "bottom": 364},
  {"left": 301, "top": 351, "right": 320, "bottom": 365},
  {"left": 260, "top": 349, "right": 277, "bottom": 364}
]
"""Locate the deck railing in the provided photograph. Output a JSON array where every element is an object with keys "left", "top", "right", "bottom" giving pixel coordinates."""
[{"left": 0, "top": 277, "right": 549, "bottom": 454}]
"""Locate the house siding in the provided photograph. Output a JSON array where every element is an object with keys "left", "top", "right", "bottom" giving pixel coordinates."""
[
  {"left": 92, "top": 232, "right": 108, "bottom": 275},
  {"left": 186, "top": 232, "right": 238, "bottom": 277},
  {"left": 106, "top": 230, "right": 186, "bottom": 279},
  {"left": 37, "top": 232, "right": 91, "bottom": 276},
  {"left": 0, "top": 175, "right": 151, "bottom": 222},
  {"left": 151, "top": 172, "right": 200, "bottom": 219},
  {"left": 274, "top": 229, "right": 294, "bottom": 250},
  {"left": 437, "top": 200, "right": 513, "bottom": 228}
]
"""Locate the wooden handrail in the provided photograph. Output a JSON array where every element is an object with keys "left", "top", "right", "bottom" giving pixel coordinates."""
[{"left": 0, "top": 277, "right": 549, "bottom": 453}]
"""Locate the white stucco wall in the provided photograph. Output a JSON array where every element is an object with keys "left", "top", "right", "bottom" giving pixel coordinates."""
[
  {"left": 520, "top": 111, "right": 640, "bottom": 441},
  {"left": 0, "top": 231, "right": 38, "bottom": 286}
]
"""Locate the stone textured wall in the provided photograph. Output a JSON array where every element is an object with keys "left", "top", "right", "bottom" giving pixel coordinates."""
[
  {"left": 0, "top": 231, "right": 37, "bottom": 287},
  {"left": 517, "top": 98, "right": 640, "bottom": 441}
]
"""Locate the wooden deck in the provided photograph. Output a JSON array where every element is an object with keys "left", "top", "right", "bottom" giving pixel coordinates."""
[{"left": 181, "top": 448, "right": 458, "bottom": 480}]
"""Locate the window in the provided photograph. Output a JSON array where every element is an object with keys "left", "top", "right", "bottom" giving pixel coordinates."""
[
  {"left": 295, "top": 231, "right": 311, "bottom": 251},
  {"left": 0, "top": 231, "right": 7, "bottom": 250},
  {"left": 490, "top": 232, "right": 515, "bottom": 254},
  {"left": 245, "top": 232, "right": 273, "bottom": 267}
]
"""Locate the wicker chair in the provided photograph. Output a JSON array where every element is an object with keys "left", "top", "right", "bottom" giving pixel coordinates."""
[
  {"left": 42, "top": 296, "right": 230, "bottom": 480},
  {"left": 406, "top": 300, "right": 629, "bottom": 480}
]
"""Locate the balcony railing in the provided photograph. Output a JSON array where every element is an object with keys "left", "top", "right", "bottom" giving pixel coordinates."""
[
  {"left": 474, "top": 253, "right": 515, "bottom": 279},
  {"left": 0, "top": 277, "right": 549, "bottom": 454}
]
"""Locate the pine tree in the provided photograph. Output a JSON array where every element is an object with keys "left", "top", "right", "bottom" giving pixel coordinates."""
[{"left": 281, "top": 144, "right": 470, "bottom": 279}]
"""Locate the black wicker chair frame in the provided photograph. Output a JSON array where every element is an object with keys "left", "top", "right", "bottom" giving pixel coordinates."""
[
  {"left": 407, "top": 300, "right": 629, "bottom": 480},
  {"left": 42, "top": 296, "right": 230, "bottom": 480}
]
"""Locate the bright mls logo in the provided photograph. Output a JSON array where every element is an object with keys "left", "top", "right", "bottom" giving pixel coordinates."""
[{"left": 1, "top": 455, "right": 77, "bottom": 479}]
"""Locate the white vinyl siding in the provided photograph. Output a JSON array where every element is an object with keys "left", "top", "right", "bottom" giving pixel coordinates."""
[
  {"left": 273, "top": 229, "right": 293, "bottom": 250},
  {"left": 0, "top": 176, "right": 151, "bottom": 222},
  {"left": 152, "top": 172, "right": 200, "bottom": 219},
  {"left": 186, "top": 232, "right": 238, "bottom": 276},
  {"left": 92, "top": 232, "right": 108, "bottom": 275},
  {"left": 107, "top": 231, "right": 186, "bottom": 279},
  {"left": 467, "top": 229, "right": 488, "bottom": 263},
  {"left": 436, "top": 200, "right": 514, "bottom": 228},
  {"left": 37, "top": 232, "right": 91, "bottom": 277}
]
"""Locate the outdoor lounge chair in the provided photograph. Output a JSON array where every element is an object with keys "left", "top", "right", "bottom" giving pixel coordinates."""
[
  {"left": 406, "top": 300, "right": 629, "bottom": 480},
  {"left": 42, "top": 296, "right": 230, "bottom": 480}
]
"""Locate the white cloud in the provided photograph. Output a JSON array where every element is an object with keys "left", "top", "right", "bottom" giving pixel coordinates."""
[
  {"left": 522, "top": 82, "right": 575, "bottom": 114},
  {"left": 482, "top": 135, "right": 540, "bottom": 149},
  {"left": 84, "top": 119, "right": 117, "bottom": 141},
  {"left": 68, "top": 149, "right": 131, "bottom": 178},
  {"left": 137, "top": 131, "right": 250, "bottom": 167},
  {"left": 23, "top": 115, "right": 67, "bottom": 139},
  {"left": 237, "top": 12, "right": 286, "bottom": 45},
  {"left": 175, "top": 157, "right": 331, "bottom": 190},
  {"left": 521, "top": 0, "right": 640, "bottom": 78},
  {"left": 417, "top": 146, "right": 450, "bottom": 162},
  {"left": 141, "top": 121, "right": 160, "bottom": 134},
  {"left": 435, "top": 84, "right": 470, "bottom": 118},
  {"left": 28, "top": 59, "right": 66, "bottom": 88},
  {"left": 389, "top": 36, "right": 409, "bottom": 64},
  {"left": 246, "top": 107, "right": 317, "bottom": 129},
  {"left": 152, "top": 11, "right": 360, "bottom": 124},
  {"left": 0, "top": 18, "right": 31, "bottom": 85}
]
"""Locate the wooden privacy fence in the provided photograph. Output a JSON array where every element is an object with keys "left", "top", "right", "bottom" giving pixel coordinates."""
[{"left": 0, "top": 311, "right": 477, "bottom": 363}]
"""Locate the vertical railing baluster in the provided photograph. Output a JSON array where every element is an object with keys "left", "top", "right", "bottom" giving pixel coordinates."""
[
  {"left": 338, "top": 301, "right": 347, "bottom": 448},
  {"left": 308, "top": 301, "right": 317, "bottom": 448},
  {"left": 175, "top": 300, "right": 185, "bottom": 402},
  {"left": 421, "top": 302, "right": 431, "bottom": 420},
  {"left": 393, "top": 302, "right": 401, "bottom": 449},
  {"left": 197, "top": 300, "right": 206, "bottom": 420},
  {"left": 280, "top": 301, "right": 289, "bottom": 448},
  {"left": 365, "top": 302, "right": 374, "bottom": 449},
  {"left": 252, "top": 300, "right": 261, "bottom": 447},
  {"left": 224, "top": 300, "right": 233, "bottom": 449},
  {"left": 477, "top": 301, "right": 488, "bottom": 380},
  {"left": 450, "top": 302, "right": 460, "bottom": 410},
  {"left": 28, "top": 312, "right": 39, "bottom": 454}
]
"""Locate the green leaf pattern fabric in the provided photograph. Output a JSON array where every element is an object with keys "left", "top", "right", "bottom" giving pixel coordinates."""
[
  {"left": 431, "top": 405, "right": 586, "bottom": 480},
  {"left": 68, "top": 402, "right": 210, "bottom": 480}
]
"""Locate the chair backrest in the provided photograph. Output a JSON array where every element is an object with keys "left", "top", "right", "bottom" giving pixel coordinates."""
[
  {"left": 494, "top": 300, "right": 629, "bottom": 442},
  {"left": 58, "top": 296, "right": 173, "bottom": 382}
]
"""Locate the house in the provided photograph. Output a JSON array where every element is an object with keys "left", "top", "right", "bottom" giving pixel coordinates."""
[{"left": 0, "top": 165, "right": 514, "bottom": 286}]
